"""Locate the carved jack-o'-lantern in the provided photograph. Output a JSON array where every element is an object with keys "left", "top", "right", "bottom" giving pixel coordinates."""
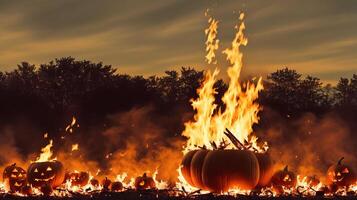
[
  {"left": 271, "top": 165, "right": 297, "bottom": 190},
  {"left": 3, "top": 163, "right": 27, "bottom": 192},
  {"left": 327, "top": 157, "right": 356, "bottom": 187},
  {"left": 27, "top": 161, "right": 65, "bottom": 188},
  {"left": 67, "top": 171, "right": 90, "bottom": 187},
  {"left": 134, "top": 173, "right": 156, "bottom": 190}
]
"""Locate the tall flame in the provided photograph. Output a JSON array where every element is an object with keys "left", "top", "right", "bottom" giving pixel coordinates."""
[
  {"left": 36, "top": 140, "right": 55, "bottom": 162},
  {"left": 205, "top": 16, "right": 219, "bottom": 64},
  {"left": 182, "top": 13, "right": 265, "bottom": 153}
]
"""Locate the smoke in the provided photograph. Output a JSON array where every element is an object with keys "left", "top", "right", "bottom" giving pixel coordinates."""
[
  {"left": 103, "top": 106, "right": 184, "bottom": 184},
  {"left": 258, "top": 109, "right": 357, "bottom": 183}
]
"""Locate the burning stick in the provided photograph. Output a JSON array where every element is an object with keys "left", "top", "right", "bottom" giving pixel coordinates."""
[{"left": 224, "top": 128, "right": 246, "bottom": 150}]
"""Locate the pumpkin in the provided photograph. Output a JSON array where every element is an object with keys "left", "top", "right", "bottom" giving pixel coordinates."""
[
  {"left": 102, "top": 177, "right": 112, "bottom": 190},
  {"left": 3, "top": 163, "right": 27, "bottom": 192},
  {"left": 20, "top": 184, "right": 32, "bottom": 196},
  {"left": 111, "top": 181, "right": 123, "bottom": 191},
  {"left": 326, "top": 157, "right": 356, "bottom": 187},
  {"left": 90, "top": 178, "right": 99, "bottom": 187},
  {"left": 134, "top": 173, "right": 156, "bottom": 190},
  {"left": 40, "top": 184, "right": 53, "bottom": 196},
  {"left": 27, "top": 160, "right": 65, "bottom": 188},
  {"left": 255, "top": 153, "right": 274, "bottom": 187},
  {"left": 271, "top": 166, "right": 297, "bottom": 189},
  {"left": 68, "top": 171, "right": 89, "bottom": 187},
  {"left": 181, "top": 149, "right": 260, "bottom": 192}
]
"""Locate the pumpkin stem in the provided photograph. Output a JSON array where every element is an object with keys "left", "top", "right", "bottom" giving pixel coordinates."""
[
  {"left": 338, "top": 157, "right": 344, "bottom": 165},
  {"left": 143, "top": 173, "right": 147, "bottom": 177},
  {"left": 11, "top": 163, "right": 16, "bottom": 167},
  {"left": 283, "top": 165, "right": 289, "bottom": 172}
]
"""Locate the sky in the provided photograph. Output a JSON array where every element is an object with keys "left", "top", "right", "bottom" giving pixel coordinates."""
[{"left": 1, "top": 0, "right": 357, "bottom": 84}]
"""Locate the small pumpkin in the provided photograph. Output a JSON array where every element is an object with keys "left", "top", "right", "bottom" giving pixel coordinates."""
[
  {"left": 326, "top": 157, "right": 356, "bottom": 187},
  {"left": 27, "top": 160, "right": 65, "bottom": 188},
  {"left": 68, "top": 171, "right": 90, "bottom": 187},
  {"left": 40, "top": 183, "right": 53, "bottom": 196},
  {"left": 111, "top": 181, "right": 123, "bottom": 191},
  {"left": 271, "top": 165, "right": 297, "bottom": 188},
  {"left": 20, "top": 184, "right": 32, "bottom": 196},
  {"left": 90, "top": 178, "right": 99, "bottom": 187},
  {"left": 255, "top": 153, "right": 274, "bottom": 187},
  {"left": 134, "top": 173, "right": 156, "bottom": 190},
  {"left": 3, "top": 163, "right": 27, "bottom": 192},
  {"left": 102, "top": 177, "right": 112, "bottom": 190},
  {"left": 181, "top": 149, "right": 260, "bottom": 192}
]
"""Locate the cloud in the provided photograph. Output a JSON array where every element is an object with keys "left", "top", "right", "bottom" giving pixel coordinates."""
[{"left": 0, "top": 0, "right": 356, "bottom": 83}]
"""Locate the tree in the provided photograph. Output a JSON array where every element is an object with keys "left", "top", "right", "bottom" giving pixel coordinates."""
[
  {"left": 262, "top": 67, "right": 331, "bottom": 116},
  {"left": 335, "top": 74, "right": 357, "bottom": 107}
]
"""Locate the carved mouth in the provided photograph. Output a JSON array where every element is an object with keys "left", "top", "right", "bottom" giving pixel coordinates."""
[
  {"left": 333, "top": 176, "right": 344, "bottom": 182},
  {"left": 14, "top": 181, "right": 25, "bottom": 187},
  {"left": 34, "top": 176, "right": 55, "bottom": 182}
]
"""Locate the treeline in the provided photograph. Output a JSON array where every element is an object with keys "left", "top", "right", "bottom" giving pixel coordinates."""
[{"left": 0, "top": 57, "right": 356, "bottom": 139}]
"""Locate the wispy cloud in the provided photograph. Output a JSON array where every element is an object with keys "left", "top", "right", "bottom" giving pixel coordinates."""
[{"left": 0, "top": 0, "right": 356, "bottom": 83}]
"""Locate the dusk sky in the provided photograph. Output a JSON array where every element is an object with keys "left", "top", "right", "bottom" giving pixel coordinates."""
[{"left": 1, "top": 0, "right": 357, "bottom": 84}]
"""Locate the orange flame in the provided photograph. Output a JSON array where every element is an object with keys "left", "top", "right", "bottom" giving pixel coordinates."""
[
  {"left": 205, "top": 16, "right": 219, "bottom": 64},
  {"left": 182, "top": 13, "right": 266, "bottom": 153},
  {"left": 36, "top": 139, "right": 55, "bottom": 162}
]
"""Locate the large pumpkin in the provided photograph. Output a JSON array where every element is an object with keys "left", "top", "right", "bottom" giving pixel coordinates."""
[
  {"left": 3, "top": 163, "right": 27, "bottom": 192},
  {"left": 326, "top": 157, "right": 356, "bottom": 187},
  {"left": 27, "top": 160, "right": 65, "bottom": 188},
  {"left": 181, "top": 149, "right": 260, "bottom": 192},
  {"left": 255, "top": 153, "right": 274, "bottom": 187}
]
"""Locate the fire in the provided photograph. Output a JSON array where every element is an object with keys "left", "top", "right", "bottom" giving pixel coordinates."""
[
  {"left": 205, "top": 12, "right": 219, "bottom": 64},
  {"left": 36, "top": 140, "right": 55, "bottom": 162},
  {"left": 182, "top": 13, "right": 265, "bottom": 153},
  {"left": 71, "top": 144, "right": 79, "bottom": 151},
  {"left": 65, "top": 116, "right": 77, "bottom": 133}
]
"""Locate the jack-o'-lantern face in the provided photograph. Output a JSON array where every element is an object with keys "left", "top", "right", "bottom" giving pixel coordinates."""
[
  {"left": 68, "top": 171, "right": 90, "bottom": 187},
  {"left": 27, "top": 161, "right": 65, "bottom": 188},
  {"left": 3, "top": 163, "right": 27, "bottom": 192},
  {"left": 271, "top": 166, "right": 297, "bottom": 188},
  {"left": 134, "top": 173, "right": 156, "bottom": 190},
  {"left": 327, "top": 157, "right": 355, "bottom": 187}
]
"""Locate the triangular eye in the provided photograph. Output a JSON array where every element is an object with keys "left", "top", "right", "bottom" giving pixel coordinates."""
[
  {"left": 34, "top": 168, "right": 38, "bottom": 173},
  {"left": 337, "top": 172, "right": 342, "bottom": 176},
  {"left": 12, "top": 168, "right": 18, "bottom": 173},
  {"left": 46, "top": 166, "right": 52, "bottom": 171},
  {"left": 342, "top": 168, "right": 349, "bottom": 173}
]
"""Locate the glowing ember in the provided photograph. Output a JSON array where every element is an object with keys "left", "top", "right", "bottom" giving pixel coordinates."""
[
  {"left": 71, "top": 144, "right": 79, "bottom": 151},
  {"left": 65, "top": 116, "right": 77, "bottom": 133}
]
